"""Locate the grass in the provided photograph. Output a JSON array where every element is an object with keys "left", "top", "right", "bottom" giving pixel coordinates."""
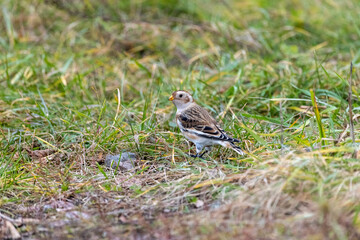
[{"left": 1, "top": 0, "right": 360, "bottom": 239}]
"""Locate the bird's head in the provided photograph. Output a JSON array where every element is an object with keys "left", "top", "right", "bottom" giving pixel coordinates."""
[{"left": 169, "top": 90, "right": 194, "bottom": 110}]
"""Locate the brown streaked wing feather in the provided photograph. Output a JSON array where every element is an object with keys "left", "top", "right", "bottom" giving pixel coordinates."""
[
  {"left": 177, "top": 105, "right": 219, "bottom": 134},
  {"left": 178, "top": 105, "right": 238, "bottom": 142}
]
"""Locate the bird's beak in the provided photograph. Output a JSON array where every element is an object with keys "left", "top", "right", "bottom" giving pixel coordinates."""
[{"left": 168, "top": 95, "right": 174, "bottom": 101}]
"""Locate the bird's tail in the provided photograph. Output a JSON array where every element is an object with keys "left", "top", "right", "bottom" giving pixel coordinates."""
[{"left": 230, "top": 142, "right": 245, "bottom": 155}]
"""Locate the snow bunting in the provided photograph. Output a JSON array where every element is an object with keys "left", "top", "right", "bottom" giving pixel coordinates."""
[{"left": 169, "top": 90, "right": 244, "bottom": 158}]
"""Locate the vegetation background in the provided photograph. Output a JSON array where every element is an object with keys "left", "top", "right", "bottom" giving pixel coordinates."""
[{"left": 1, "top": 0, "right": 360, "bottom": 239}]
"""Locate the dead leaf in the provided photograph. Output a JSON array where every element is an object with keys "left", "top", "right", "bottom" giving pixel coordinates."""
[
  {"left": 26, "top": 148, "right": 56, "bottom": 159},
  {"left": 0, "top": 219, "right": 21, "bottom": 239}
]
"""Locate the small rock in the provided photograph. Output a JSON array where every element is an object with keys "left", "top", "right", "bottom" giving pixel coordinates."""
[
  {"left": 105, "top": 152, "right": 137, "bottom": 170},
  {"left": 210, "top": 200, "right": 222, "bottom": 210},
  {"left": 43, "top": 204, "right": 54, "bottom": 213},
  {"left": 194, "top": 199, "right": 204, "bottom": 208},
  {"left": 64, "top": 211, "right": 90, "bottom": 221}
]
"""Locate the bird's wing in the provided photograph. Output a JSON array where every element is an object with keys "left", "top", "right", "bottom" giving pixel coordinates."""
[{"left": 177, "top": 105, "right": 239, "bottom": 142}]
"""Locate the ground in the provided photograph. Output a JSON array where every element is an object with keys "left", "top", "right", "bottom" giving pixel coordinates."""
[{"left": 1, "top": 0, "right": 360, "bottom": 239}]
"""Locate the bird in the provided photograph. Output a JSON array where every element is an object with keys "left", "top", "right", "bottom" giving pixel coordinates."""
[{"left": 169, "top": 90, "right": 244, "bottom": 158}]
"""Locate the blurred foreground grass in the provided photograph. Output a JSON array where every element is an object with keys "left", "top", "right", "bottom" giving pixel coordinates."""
[{"left": 1, "top": 0, "right": 360, "bottom": 239}]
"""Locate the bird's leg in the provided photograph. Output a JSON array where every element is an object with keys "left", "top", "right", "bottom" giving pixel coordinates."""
[
  {"left": 188, "top": 144, "right": 205, "bottom": 159},
  {"left": 196, "top": 144, "right": 204, "bottom": 158},
  {"left": 199, "top": 150, "right": 207, "bottom": 158},
  {"left": 190, "top": 153, "right": 206, "bottom": 159},
  {"left": 199, "top": 146, "right": 212, "bottom": 158}
]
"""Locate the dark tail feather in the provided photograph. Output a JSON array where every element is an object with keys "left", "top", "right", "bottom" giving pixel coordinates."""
[{"left": 230, "top": 142, "right": 245, "bottom": 155}]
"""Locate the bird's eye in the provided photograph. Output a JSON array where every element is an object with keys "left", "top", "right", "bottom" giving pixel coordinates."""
[{"left": 179, "top": 94, "right": 183, "bottom": 98}]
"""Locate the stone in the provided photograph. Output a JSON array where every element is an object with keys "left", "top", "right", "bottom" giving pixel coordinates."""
[{"left": 105, "top": 152, "right": 137, "bottom": 170}]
